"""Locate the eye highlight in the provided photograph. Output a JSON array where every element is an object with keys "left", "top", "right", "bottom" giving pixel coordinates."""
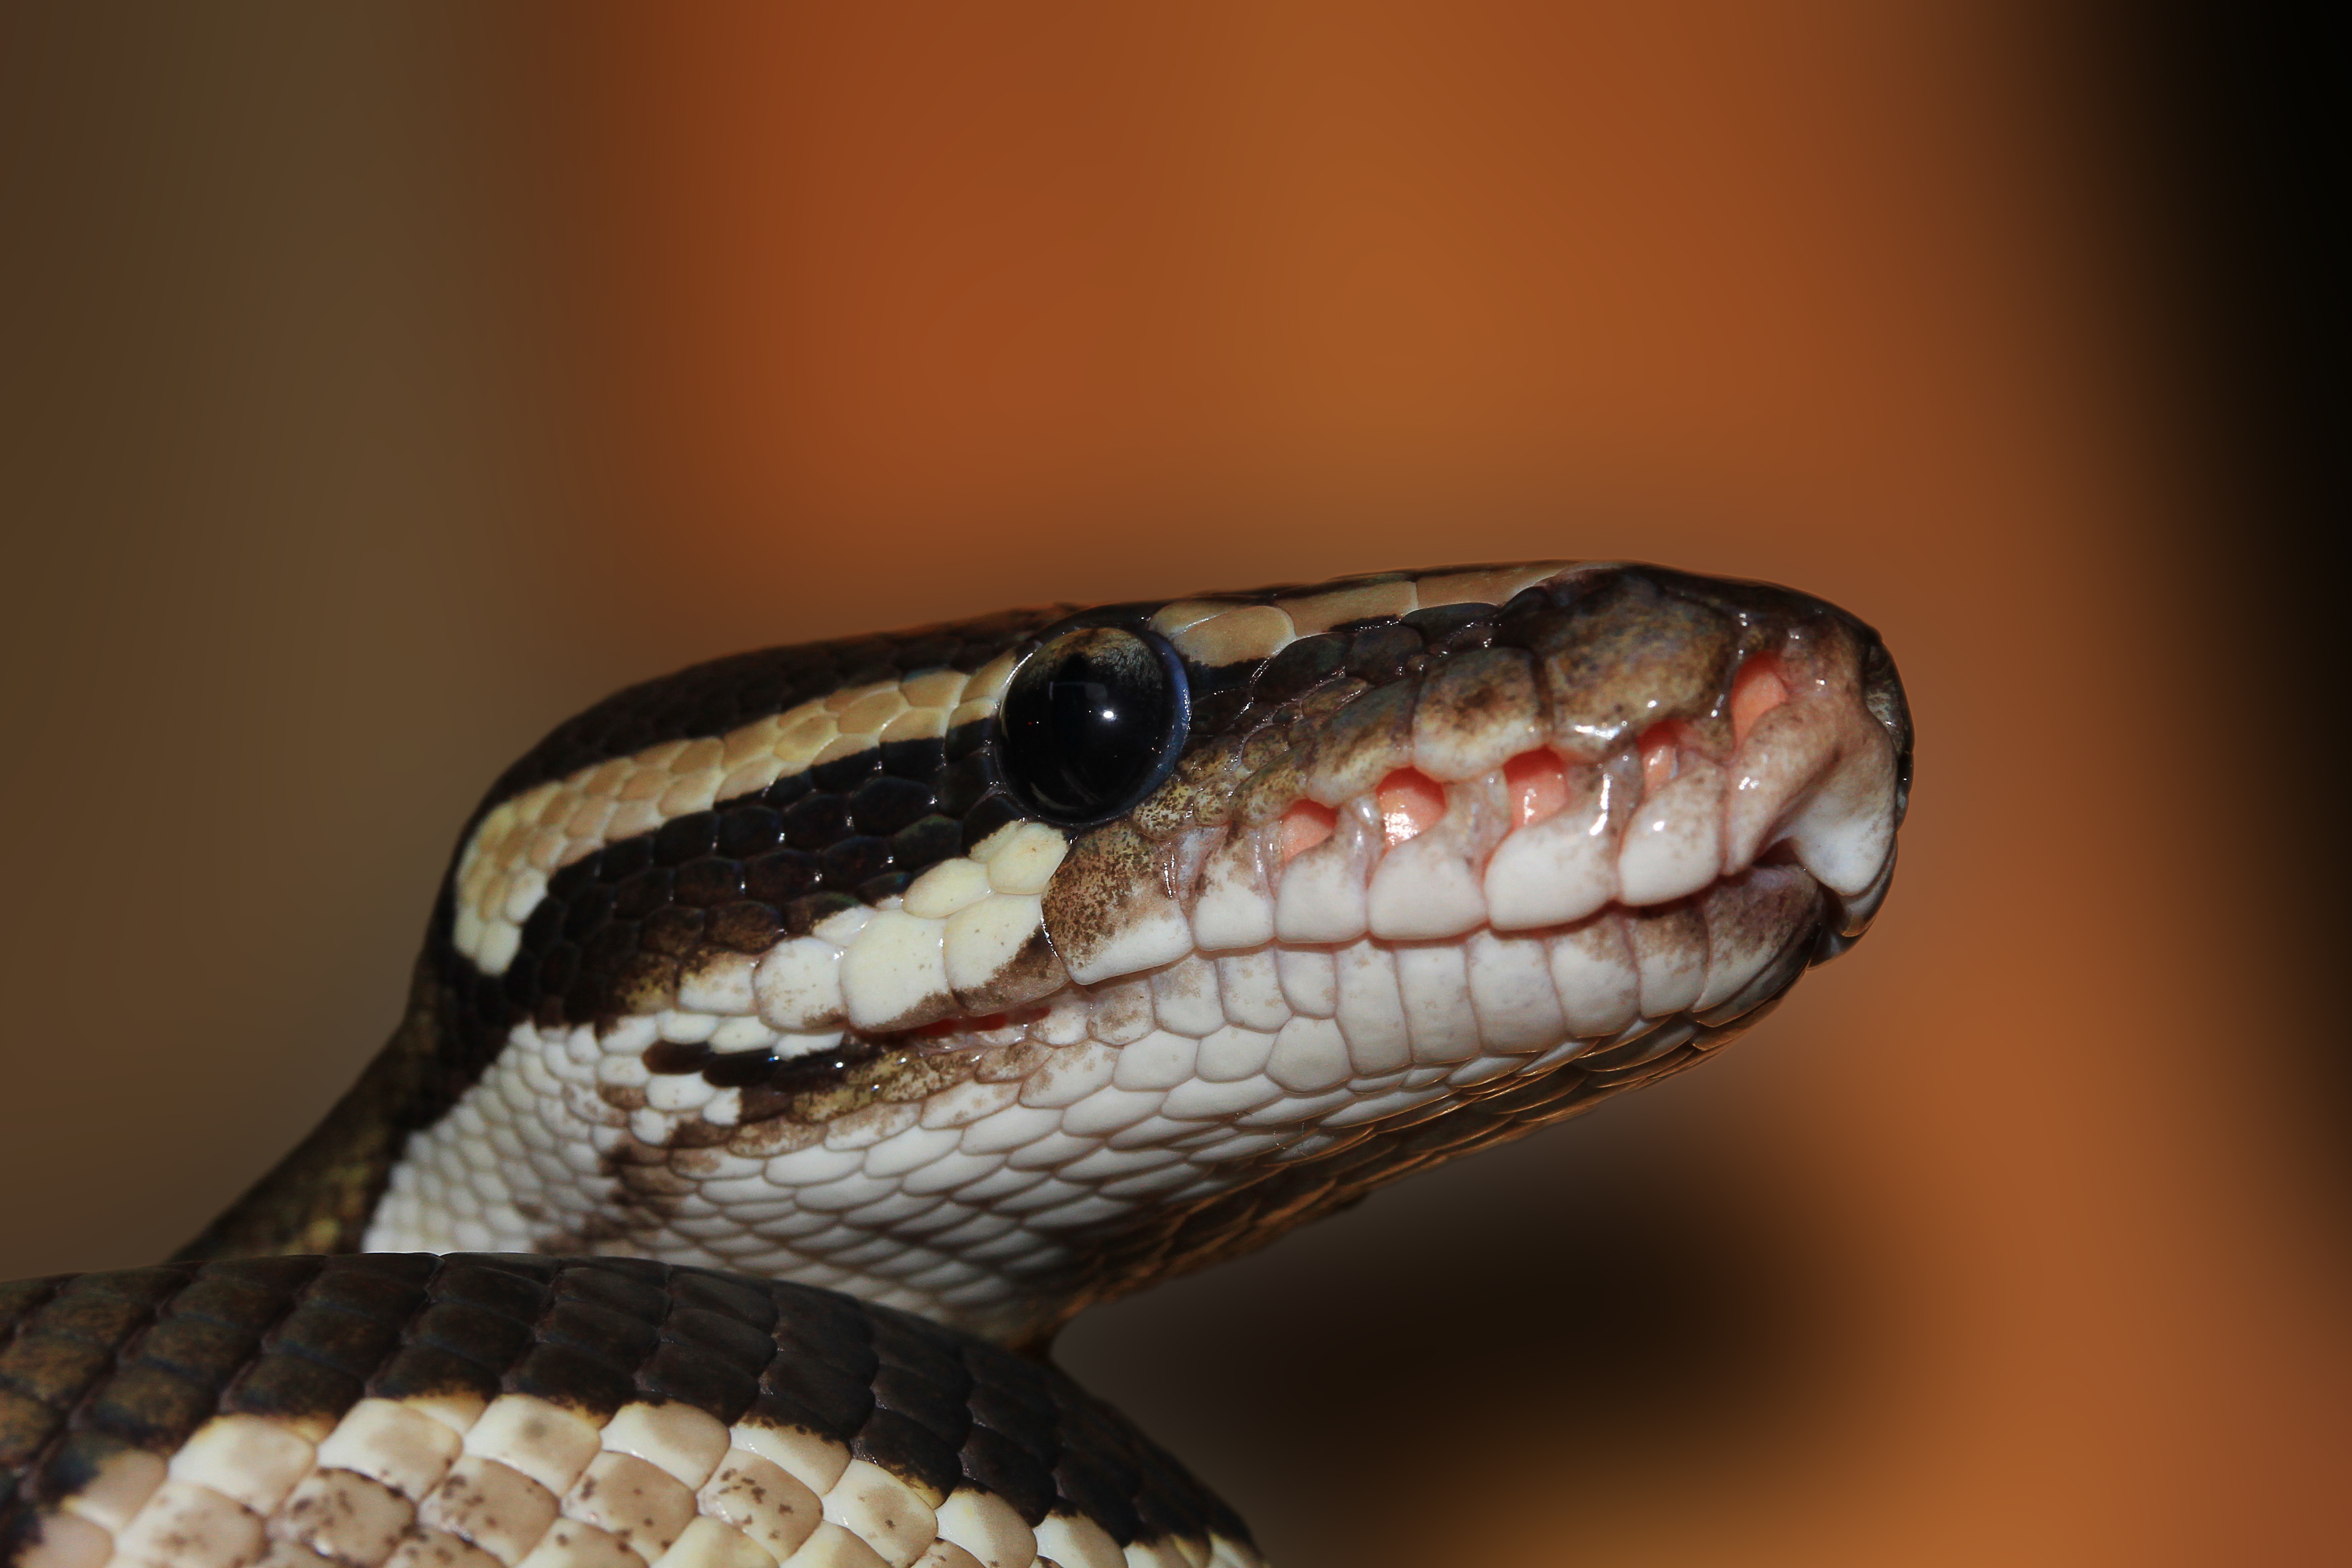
[{"left": 997, "top": 624, "right": 1190, "bottom": 826}]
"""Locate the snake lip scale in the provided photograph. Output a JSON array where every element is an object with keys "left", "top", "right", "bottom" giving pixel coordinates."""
[{"left": 1, "top": 560, "right": 1909, "bottom": 1568}]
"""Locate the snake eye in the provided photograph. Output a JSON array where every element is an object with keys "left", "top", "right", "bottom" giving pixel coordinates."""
[{"left": 999, "top": 625, "right": 1190, "bottom": 826}]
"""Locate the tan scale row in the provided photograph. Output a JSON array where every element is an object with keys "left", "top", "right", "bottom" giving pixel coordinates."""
[
  {"left": 22, "top": 1391, "right": 1256, "bottom": 1568},
  {"left": 451, "top": 662, "right": 1011, "bottom": 978}
]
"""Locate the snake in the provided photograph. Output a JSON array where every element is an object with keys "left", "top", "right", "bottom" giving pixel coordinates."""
[{"left": 0, "top": 560, "right": 1909, "bottom": 1568}]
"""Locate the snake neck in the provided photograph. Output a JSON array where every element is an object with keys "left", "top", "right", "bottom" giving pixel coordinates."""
[{"left": 174, "top": 954, "right": 450, "bottom": 1261}]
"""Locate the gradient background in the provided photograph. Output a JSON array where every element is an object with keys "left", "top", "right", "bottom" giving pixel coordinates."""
[{"left": 1, "top": 5, "right": 2346, "bottom": 1564}]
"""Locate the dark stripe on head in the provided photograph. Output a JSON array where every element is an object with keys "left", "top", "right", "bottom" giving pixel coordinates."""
[{"left": 480, "top": 610, "right": 1067, "bottom": 812}]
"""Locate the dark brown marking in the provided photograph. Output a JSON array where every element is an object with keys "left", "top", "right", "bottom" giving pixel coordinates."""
[
  {"left": 951, "top": 929, "right": 1069, "bottom": 1015},
  {"left": 1522, "top": 573, "right": 1740, "bottom": 757},
  {"left": 1038, "top": 823, "right": 1170, "bottom": 979}
]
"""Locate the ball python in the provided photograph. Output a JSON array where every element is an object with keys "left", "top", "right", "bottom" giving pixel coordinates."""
[{"left": 0, "top": 561, "right": 1909, "bottom": 1568}]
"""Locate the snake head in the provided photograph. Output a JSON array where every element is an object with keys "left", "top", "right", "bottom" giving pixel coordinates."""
[{"left": 351, "top": 561, "right": 1909, "bottom": 1342}]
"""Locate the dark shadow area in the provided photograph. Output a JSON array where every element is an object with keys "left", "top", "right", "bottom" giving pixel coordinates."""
[
  {"left": 2093, "top": 3, "right": 2352, "bottom": 1168},
  {"left": 1058, "top": 1080, "right": 1848, "bottom": 1566}
]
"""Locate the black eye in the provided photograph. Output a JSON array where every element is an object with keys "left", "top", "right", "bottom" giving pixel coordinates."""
[{"left": 998, "top": 625, "right": 1190, "bottom": 825}]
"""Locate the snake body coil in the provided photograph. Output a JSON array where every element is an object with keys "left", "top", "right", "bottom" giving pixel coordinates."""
[{"left": 0, "top": 562, "right": 1909, "bottom": 1568}]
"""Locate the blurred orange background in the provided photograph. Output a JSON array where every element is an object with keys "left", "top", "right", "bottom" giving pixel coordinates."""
[{"left": 0, "top": 4, "right": 2344, "bottom": 1564}]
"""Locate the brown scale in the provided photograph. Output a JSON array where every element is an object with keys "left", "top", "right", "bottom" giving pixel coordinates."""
[{"left": 0, "top": 1256, "right": 1248, "bottom": 1563}]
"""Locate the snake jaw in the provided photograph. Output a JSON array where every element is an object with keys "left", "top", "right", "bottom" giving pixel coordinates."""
[{"left": 1030, "top": 568, "right": 1897, "bottom": 987}]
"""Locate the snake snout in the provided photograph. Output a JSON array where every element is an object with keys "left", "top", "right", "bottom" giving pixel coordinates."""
[{"left": 1050, "top": 563, "right": 1906, "bottom": 990}]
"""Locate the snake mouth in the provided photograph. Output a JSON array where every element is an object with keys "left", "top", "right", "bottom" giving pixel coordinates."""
[{"left": 1216, "top": 653, "right": 1892, "bottom": 951}]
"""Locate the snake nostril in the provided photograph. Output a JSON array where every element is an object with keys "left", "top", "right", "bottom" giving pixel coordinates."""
[{"left": 1375, "top": 768, "right": 1447, "bottom": 847}]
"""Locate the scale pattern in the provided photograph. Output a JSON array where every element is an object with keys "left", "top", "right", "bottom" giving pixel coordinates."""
[
  {"left": 0, "top": 1255, "right": 1251, "bottom": 1568},
  {"left": 427, "top": 612, "right": 1071, "bottom": 1126}
]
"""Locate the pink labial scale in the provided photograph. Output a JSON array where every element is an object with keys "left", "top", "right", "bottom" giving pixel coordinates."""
[
  {"left": 1730, "top": 652, "right": 1792, "bottom": 746},
  {"left": 1503, "top": 749, "right": 1570, "bottom": 828},
  {"left": 1483, "top": 767, "right": 1620, "bottom": 929},
  {"left": 1276, "top": 800, "right": 1335, "bottom": 863},
  {"left": 1638, "top": 721, "right": 1686, "bottom": 794},
  {"left": 1373, "top": 767, "right": 1447, "bottom": 847}
]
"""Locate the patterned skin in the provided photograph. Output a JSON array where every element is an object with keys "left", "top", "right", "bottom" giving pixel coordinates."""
[
  {"left": 0, "top": 562, "right": 1908, "bottom": 1568},
  {"left": 0, "top": 1257, "right": 1249, "bottom": 1568}
]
